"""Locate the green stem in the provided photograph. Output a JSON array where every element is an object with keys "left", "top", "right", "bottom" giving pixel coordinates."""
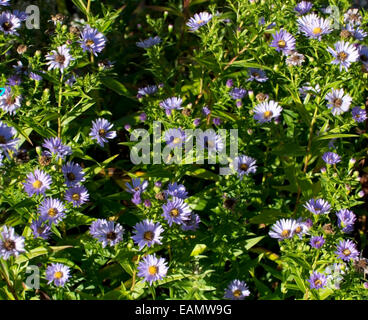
[{"left": 57, "top": 74, "right": 64, "bottom": 139}]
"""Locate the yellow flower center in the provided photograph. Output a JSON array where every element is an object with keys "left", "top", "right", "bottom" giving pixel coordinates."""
[
  {"left": 263, "top": 110, "right": 273, "bottom": 119},
  {"left": 233, "top": 289, "right": 242, "bottom": 297},
  {"left": 148, "top": 266, "right": 158, "bottom": 275},
  {"left": 86, "top": 39, "right": 94, "bottom": 46},
  {"left": 72, "top": 193, "right": 80, "bottom": 201},
  {"left": 173, "top": 137, "right": 181, "bottom": 144},
  {"left": 99, "top": 129, "right": 106, "bottom": 137},
  {"left": 281, "top": 229, "right": 290, "bottom": 238},
  {"left": 295, "top": 226, "right": 302, "bottom": 233},
  {"left": 314, "top": 279, "right": 322, "bottom": 286},
  {"left": 48, "top": 208, "right": 58, "bottom": 217},
  {"left": 240, "top": 163, "right": 249, "bottom": 171},
  {"left": 333, "top": 98, "right": 343, "bottom": 107},
  {"left": 338, "top": 52, "right": 348, "bottom": 61},
  {"left": 170, "top": 208, "right": 179, "bottom": 217},
  {"left": 196, "top": 19, "right": 204, "bottom": 24},
  {"left": 54, "top": 271, "right": 63, "bottom": 279},
  {"left": 313, "top": 27, "right": 322, "bottom": 34},
  {"left": 343, "top": 249, "right": 351, "bottom": 256},
  {"left": 32, "top": 180, "right": 43, "bottom": 189},
  {"left": 144, "top": 231, "right": 154, "bottom": 241},
  {"left": 278, "top": 40, "right": 286, "bottom": 48}
]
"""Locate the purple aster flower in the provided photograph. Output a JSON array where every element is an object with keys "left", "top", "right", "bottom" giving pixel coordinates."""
[
  {"left": 233, "top": 155, "right": 257, "bottom": 179},
  {"left": 0, "top": 86, "right": 22, "bottom": 114},
  {"left": 310, "top": 236, "right": 325, "bottom": 249},
  {"left": 165, "top": 182, "right": 188, "bottom": 199},
  {"left": 344, "top": 23, "right": 367, "bottom": 41},
  {"left": 0, "top": 226, "right": 25, "bottom": 260},
  {"left": 269, "top": 218, "right": 297, "bottom": 241},
  {"left": 139, "top": 112, "right": 147, "bottom": 122},
  {"left": 30, "top": 219, "right": 52, "bottom": 240},
  {"left": 186, "top": 12, "right": 213, "bottom": 32},
  {"left": 270, "top": 29, "right": 296, "bottom": 55},
  {"left": 162, "top": 197, "right": 191, "bottom": 226},
  {"left": 202, "top": 106, "right": 211, "bottom": 116},
  {"left": 137, "top": 85, "right": 158, "bottom": 98},
  {"left": 308, "top": 272, "right": 327, "bottom": 289},
  {"left": 286, "top": 51, "right": 305, "bottom": 66},
  {"left": 358, "top": 45, "right": 368, "bottom": 65},
  {"left": 197, "top": 130, "right": 224, "bottom": 152},
  {"left": 0, "top": 12, "right": 21, "bottom": 35},
  {"left": 352, "top": 107, "right": 367, "bottom": 123},
  {"left": 164, "top": 128, "right": 186, "bottom": 149},
  {"left": 0, "top": 1, "right": 10, "bottom": 6},
  {"left": 253, "top": 100, "right": 282, "bottom": 123},
  {"left": 137, "top": 254, "right": 168, "bottom": 285},
  {"left": 132, "top": 219, "right": 164, "bottom": 250},
  {"left": 229, "top": 87, "right": 247, "bottom": 100},
  {"left": 13, "top": 10, "right": 28, "bottom": 21},
  {"left": 23, "top": 169, "right": 52, "bottom": 197},
  {"left": 322, "top": 151, "right": 341, "bottom": 165},
  {"left": 89, "top": 118, "right": 117, "bottom": 147},
  {"left": 344, "top": 9, "right": 362, "bottom": 25},
  {"left": 136, "top": 36, "right": 161, "bottom": 49},
  {"left": 45, "top": 263, "right": 71, "bottom": 287},
  {"left": 6, "top": 75, "right": 21, "bottom": 86},
  {"left": 45, "top": 45, "right": 74, "bottom": 73},
  {"left": 336, "top": 209, "right": 356, "bottom": 233},
  {"left": 336, "top": 239, "right": 359, "bottom": 261},
  {"left": 181, "top": 212, "right": 201, "bottom": 231},
  {"left": 131, "top": 191, "right": 141, "bottom": 205},
  {"left": 38, "top": 197, "right": 66, "bottom": 225},
  {"left": 247, "top": 68, "right": 268, "bottom": 82},
  {"left": 62, "top": 162, "right": 85, "bottom": 187},
  {"left": 226, "top": 79, "right": 233, "bottom": 88},
  {"left": 299, "top": 83, "right": 321, "bottom": 99},
  {"left": 325, "top": 88, "right": 352, "bottom": 115},
  {"left": 65, "top": 185, "right": 89, "bottom": 207},
  {"left": 29, "top": 72, "right": 42, "bottom": 81},
  {"left": 125, "top": 178, "right": 148, "bottom": 194},
  {"left": 297, "top": 13, "right": 332, "bottom": 41},
  {"left": 193, "top": 118, "right": 201, "bottom": 126},
  {"left": 79, "top": 25, "right": 106, "bottom": 56},
  {"left": 304, "top": 198, "right": 331, "bottom": 215},
  {"left": 327, "top": 41, "right": 359, "bottom": 71},
  {"left": 0, "top": 121, "right": 19, "bottom": 157},
  {"left": 160, "top": 97, "right": 183, "bottom": 116},
  {"left": 224, "top": 280, "right": 250, "bottom": 300},
  {"left": 293, "top": 218, "right": 309, "bottom": 238},
  {"left": 65, "top": 75, "right": 76, "bottom": 87},
  {"left": 144, "top": 199, "right": 151, "bottom": 208},
  {"left": 42, "top": 137, "right": 72, "bottom": 160},
  {"left": 294, "top": 1, "right": 313, "bottom": 15},
  {"left": 213, "top": 117, "right": 221, "bottom": 126},
  {"left": 89, "top": 219, "right": 123, "bottom": 248}
]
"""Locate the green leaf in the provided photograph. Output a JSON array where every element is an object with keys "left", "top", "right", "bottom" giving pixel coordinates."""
[
  {"left": 245, "top": 236, "right": 265, "bottom": 250},
  {"left": 314, "top": 133, "right": 359, "bottom": 141},
  {"left": 100, "top": 77, "right": 132, "bottom": 98},
  {"left": 15, "top": 245, "right": 72, "bottom": 264},
  {"left": 190, "top": 244, "right": 207, "bottom": 256}
]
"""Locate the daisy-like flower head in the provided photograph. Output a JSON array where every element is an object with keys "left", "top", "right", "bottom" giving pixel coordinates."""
[
  {"left": 29, "top": 72, "right": 42, "bottom": 81},
  {"left": 325, "top": 88, "right": 352, "bottom": 116},
  {"left": 293, "top": 218, "right": 309, "bottom": 239},
  {"left": 358, "top": 45, "right": 368, "bottom": 66},
  {"left": 197, "top": 130, "right": 224, "bottom": 152},
  {"left": 13, "top": 10, "right": 28, "bottom": 22},
  {"left": 164, "top": 128, "right": 187, "bottom": 149},
  {"left": 42, "top": 137, "right": 72, "bottom": 160},
  {"left": 344, "top": 8, "right": 362, "bottom": 25},
  {"left": 30, "top": 219, "right": 52, "bottom": 240},
  {"left": 299, "top": 83, "right": 320, "bottom": 99},
  {"left": 308, "top": 271, "right": 327, "bottom": 289},
  {"left": 325, "top": 263, "right": 346, "bottom": 289},
  {"left": 6, "top": 75, "right": 22, "bottom": 86},
  {"left": 132, "top": 219, "right": 163, "bottom": 250},
  {"left": 336, "top": 239, "right": 359, "bottom": 261},
  {"left": 310, "top": 236, "right": 325, "bottom": 249},
  {"left": 336, "top": 209, "right": 356, "bottom": 234},
  {"left": 165, "top": 182, "right": 188, "bottom": 199},
  {"left": 186, "top": 12, "right": 213, "bottom": 32},
  {"left": 322, "top": 151, "right": 341, "bottom": 165},
  {"left": 0, "top": 121, "right": 19, "bottom": 157},
  {"left": 253, "top": 100, "right": 282, "bottom": 124},
  {"left": 327, "top": 41, "right": 359, "bottom": 72},
  {"left": 247, "top": 68, "right": 268, "bottom": 82},
  {"left": 62, "top": 162, "right": 85, "bottom": 187},
  {"left": 137, "top": 85, "right": 158, "bottom": 98},
  {"left": 45, "top": 45, "right": 75, "bottom": 73},
  {"left": 79, "top": 25, "right": 106, "bottom": 56},
  {"left": 270, "top": 29, "right": 296, "bottom": 55},
  {"left": 181, "top": 212, "right": 201, "bottom": 231},
  {"left": 65, "top": 185, "right": 89, "bottom": 207},
  {"left": 304, "top": 198, "right": 331, "bottom": 215},
  {"left": 269, "top": 218, "right": 297, "bottom": 241},
  {"left": 160, "top": 97, "right": 183, "bottom": 116},
  {"left": 89, "top": 118, "right": 117, "bottom": 147},
  {"left": 229, "top": 87, "right": 247, "bottom": 100},
  {"left": 233, "top": 155, "right": 257, "bottom": 179},
  {"left": 0, "top": 86, "right": 22, "bottom": 115},
  {"left": 136, "top": 36, "right": 161, "bottom": 49},
  {"left": 297, "top": 13, "right": 332, "bottom": 41},
  {"left": 0, "top": 1, "right": 10, "bottom": 6},
  {"left": 344, "top": 23, "right": 367, "bottom": 41},
  {"left": 125, "top": 178, "right": 148, "bottom": 194},
  {"left": 45, "top": 263, "right": 70, "bottom": 287},
  {"left": 0, "top": 226, "right": 25, "bottom": 260},
  {"left": 286, "top": 51, "right": 305, "bottom": 66},
  {"left": 23, "top": 169, "right": 52, "bottom": 197},
  {"left": 89, "top": 219, "right": 123, "bottom": 248},
  {"left": 352, "top": 107, "right": 367, "bottom": 123},
  {"left": 38, "top": 197, "right": 66, "bottom": 225},
  {"left": 162, "top": 197, "right": 191, "bottom": 226},
  {"left": 294, "top": 1, "right": 313, "bottom": 15},
  {"left": 0, "top": 11, "right": 21, "bottom": 35},
  {"left": 137, "top": 254, "right": 168, "bottom": 285},
  {"left": 224, "top": 280, "right": 250, "bottom": 300}
]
